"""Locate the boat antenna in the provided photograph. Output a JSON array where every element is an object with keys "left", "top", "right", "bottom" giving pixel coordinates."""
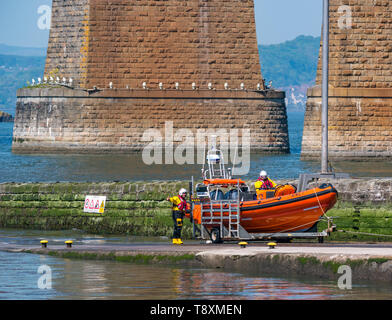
[
  {"left": 231, "top": 144, "right": 238, "bottom": 177},
  {"left": 202, "top": 143, "right": 206, "bottom": 180},
  {"left": 210, "top": 135, "right": 217, "bottom": 151}
]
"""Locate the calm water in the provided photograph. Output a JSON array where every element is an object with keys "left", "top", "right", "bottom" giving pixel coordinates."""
[
  {"left": 1, "top": 229, "right": 392, "bottom": 300},
  {"left": 1, "top": 112, "right": 391, "bottom": 183},
  {"left": 0, "top": 112, "right": 392, "bottom": 182},
  {"left": 1, "top": 113, "right": 392, "bottom": 300},
  {"left": 0, "top": 112, "right": 314, "bottom": 182}
]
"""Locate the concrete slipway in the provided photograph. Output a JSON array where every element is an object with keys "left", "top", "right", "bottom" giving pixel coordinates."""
[{"left": 2, "top": 242, "right": 392, "bottom": 283}]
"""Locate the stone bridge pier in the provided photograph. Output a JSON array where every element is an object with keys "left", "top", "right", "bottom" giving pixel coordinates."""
[
  {"left": 302, "top": 0, "right": 392, "bottom": 160},
  {"left": 12, "top": 0, "right": 289, "bottom": 154}
]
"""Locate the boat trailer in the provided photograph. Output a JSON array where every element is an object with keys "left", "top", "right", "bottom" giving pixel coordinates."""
[
  {"left": 192, "top": 198, "right": 335, "bottom": 244},
  {"left": 188, "top": 138, "right": 337, "bottom": 244}
]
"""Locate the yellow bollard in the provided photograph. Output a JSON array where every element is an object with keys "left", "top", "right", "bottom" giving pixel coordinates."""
[
  {"left": 65, "top": 240, "right": 73, "bottom": 248},
  {"left": 268, "top": 242, "right": 277, "bottom": 249},
  {"left": 238, "top": 241, "right": 248, "bottom": 248},
  {"left": 40, "top": 240, "right": 48, "bottom": 248}
]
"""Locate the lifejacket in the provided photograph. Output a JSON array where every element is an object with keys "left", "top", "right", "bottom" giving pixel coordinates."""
[
  {"left": 169, "top": 195, "right": 187, "bottom": 212},
  {"left": 256, "top": 177, "right": 275, "bottom": 190},
  {"left": 177, "top": 196, "right": 187, "bottom": 211}
]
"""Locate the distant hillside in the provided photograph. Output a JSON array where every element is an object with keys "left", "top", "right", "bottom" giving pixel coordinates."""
[
  {"left": 0, "top": 54, "right": 46, "bottom": 115},
  {"left": 259, "top": 35, "right": 320, "bottom": 87},
  {"left": 259, "top": 35, "right": 320, "bottom": 111},
  {"left": 0, "top": 36, "right": 321, "bottom": 115}
]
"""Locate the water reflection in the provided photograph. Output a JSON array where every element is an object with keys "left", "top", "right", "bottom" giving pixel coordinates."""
[
  {"left": 0, "top": 228, "right": 170, "bottom": 247},
  {"left": 1, "top": 247, "right": 392, "bottom": 300},
  {"left": 49, "top": 260, "right": 392, "bottom": 300},
  {"left": 52, "top": 259, "right": 341, "bottom": 300},
  {"left": 171, "top": 269, "right": 339, "bottom": 300}
]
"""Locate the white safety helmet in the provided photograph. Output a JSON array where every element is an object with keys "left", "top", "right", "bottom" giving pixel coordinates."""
[
  {"left": 179, "top": 188, "right": 187, "bottom": 196},
  {"left": 260, "top": 170, "right": 267, "bottom": 179}
]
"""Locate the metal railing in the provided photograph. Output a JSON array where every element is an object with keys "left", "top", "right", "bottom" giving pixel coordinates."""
[{"left": 200, "top": 197, "right": 241, "bottom": 240}]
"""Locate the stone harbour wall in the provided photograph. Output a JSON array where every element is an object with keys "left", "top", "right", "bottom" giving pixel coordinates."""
[
  {"left": 0, "top": 181, "right": 189, "bottom": 236},
  {"left": 308, "top": 178, "right": 392, "bottom": 203},
  {"left": 1, "top": 178, "right": 392, "bottom": 240}
]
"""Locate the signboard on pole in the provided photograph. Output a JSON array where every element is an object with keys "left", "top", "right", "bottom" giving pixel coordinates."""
[{"left": 84, "top": 196, "right": 106, "bottom": 214}]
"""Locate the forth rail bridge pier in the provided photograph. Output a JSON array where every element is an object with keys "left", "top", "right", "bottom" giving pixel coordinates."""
[{"left": 12, "top": 0, "right": 289, "bottom": 154}]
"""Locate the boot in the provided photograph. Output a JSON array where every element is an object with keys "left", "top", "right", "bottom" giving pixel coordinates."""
[
  {"left": 172, "top": 238, "right": 179, "bottom": 245},
  {"left": 177, "top": 238, "right": 183, "bottom": 245}
]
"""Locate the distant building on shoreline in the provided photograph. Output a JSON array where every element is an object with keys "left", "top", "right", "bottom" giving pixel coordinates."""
[{"left": 0, "top": 111, "right": 13, "bottom": 123}]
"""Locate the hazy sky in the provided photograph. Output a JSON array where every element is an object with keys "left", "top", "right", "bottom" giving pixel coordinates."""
[
  {"left": 0, "top": 0, "right": 322, "bottom": 48},
  {"left": 255, "top": 0, "right": 322, "bottom": 44}
]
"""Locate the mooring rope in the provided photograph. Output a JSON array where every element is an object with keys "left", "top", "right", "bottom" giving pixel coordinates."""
[
  {"left": 337, "top": 229, "right": 392, "bottom": 238},
  {"left": 313, "top": 187, "right": 331, "bottom": 219},
  {"left": 313, "top": 188, "right": 392, "bottom": 238}
]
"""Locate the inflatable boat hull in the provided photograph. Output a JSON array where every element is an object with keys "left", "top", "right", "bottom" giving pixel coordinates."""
[{"left": 192, "top": 185, "right": 338, "bottom": 234}]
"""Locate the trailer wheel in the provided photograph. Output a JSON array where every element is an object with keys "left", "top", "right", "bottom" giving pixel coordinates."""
[{"left": 210, "top": 228, "right": 223, "bottom": 244}]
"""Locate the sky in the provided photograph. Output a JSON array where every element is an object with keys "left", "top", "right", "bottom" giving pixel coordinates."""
[
  {"left": 254, "top": 0, "right": 322, "bottom": 44},
  {"left": 0, "top": 0, "right": 322, "bottom": 48}
]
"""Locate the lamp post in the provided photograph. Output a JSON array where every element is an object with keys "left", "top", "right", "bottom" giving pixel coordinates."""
[
  {"left": 298, "top": 0, "right": 350, "bottom": 192},
  {"left": 321, "top": 0, "right": 329, "bottom": 174}
]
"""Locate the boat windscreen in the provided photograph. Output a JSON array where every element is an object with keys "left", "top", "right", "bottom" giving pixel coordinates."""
[
  {"left": 210, "top": 189, "right": 225, "bottom": 200},
  {"left": 196, "top": 185, "right": 208, "bottom": 193},
  {"left": 225, "top": 189, "right": 239, "bottom": 200}
]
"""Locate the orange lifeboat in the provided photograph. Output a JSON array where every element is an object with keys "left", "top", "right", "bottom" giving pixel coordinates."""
[
  {"left": 203, "top": 179, "right": 246, "bottom": 186},
  {"left": 191, "top": 183, "right": 337, "bottom": 234},
  {"left": 190, "top": 140, "right": 338, "bottom": 241}
]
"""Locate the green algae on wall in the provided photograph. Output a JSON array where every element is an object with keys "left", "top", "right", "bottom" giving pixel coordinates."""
[
  {"left": 44, "top": 250, "right": 197, "bottom": 265},
  {"left": 3, "top": 182, "right": 392, "bottom": 241},
  {"left": 318, "top": 201, "right": 392, "bottom": 242},
  {"left": 0, "top": 182, "right": 193, "bottom": 238}
]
